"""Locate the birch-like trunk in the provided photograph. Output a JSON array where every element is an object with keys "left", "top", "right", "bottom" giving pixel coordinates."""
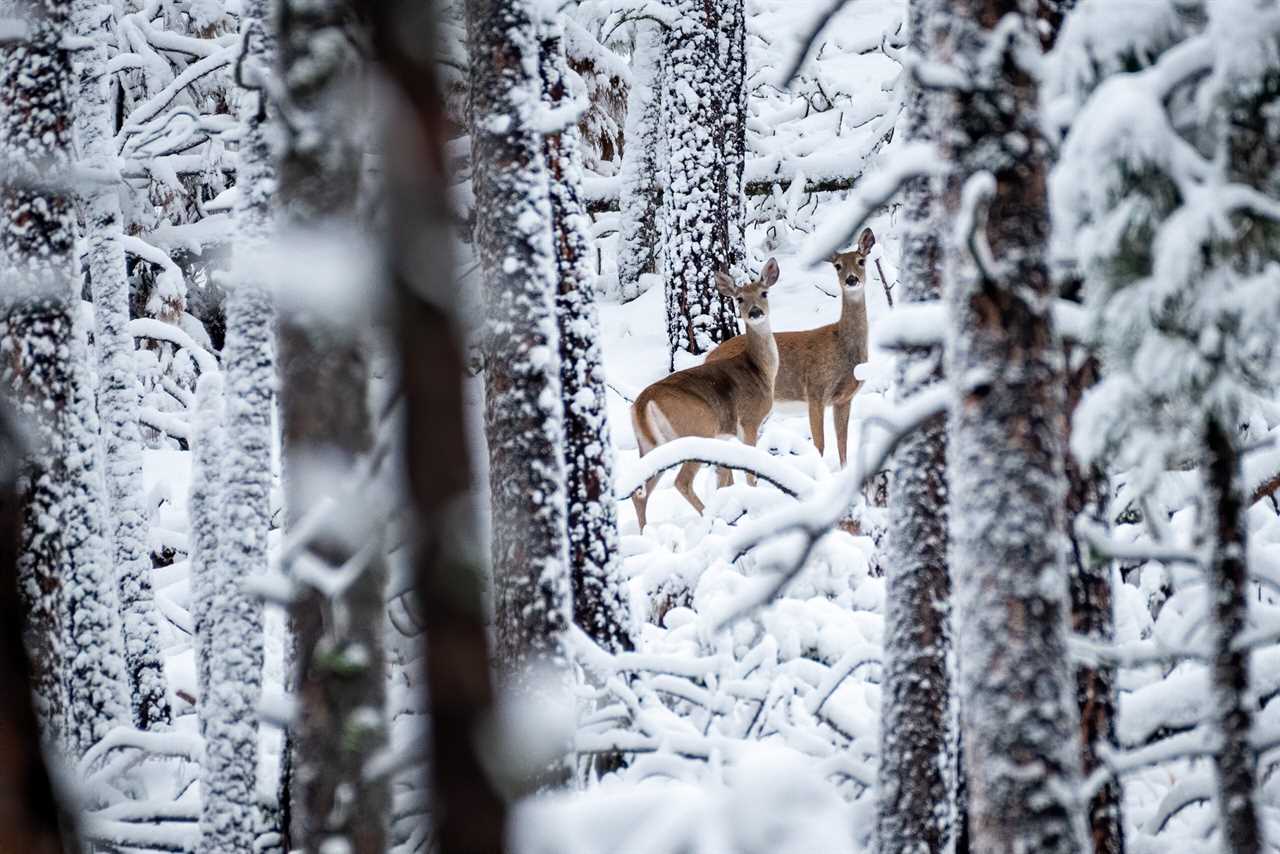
[
  {"left": 71, "top": 0, "right": 172, "bottom": 734},
  {"left": 616, "top": 23, "right": 663, "bottom": 303},
  {"left": 197, "top": 2, "right": 275, "bottom": 850}
]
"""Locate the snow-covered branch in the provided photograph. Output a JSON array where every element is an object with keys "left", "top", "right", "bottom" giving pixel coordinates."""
[
  {"left": 614, "top": 436, "right": 818, "bottom": 501},
  {"left": 802, "top": 142, "right": 942, "bottom": 264}
]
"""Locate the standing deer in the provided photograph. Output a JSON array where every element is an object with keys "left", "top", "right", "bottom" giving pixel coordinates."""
[
  {"left": 631, "top": 259, "right": 781, "bottom": 530},
  {"left": 705, "top": 227, "right": 874, "bottom": 466}
]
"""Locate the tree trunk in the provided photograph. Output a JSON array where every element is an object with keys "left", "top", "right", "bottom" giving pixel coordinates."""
[
  {"left": 540, "top": 19, "right": 633, "bottom": 656},
  {"left": 71, "top": 0, "right": 172, "bottom": 734},
  {"left": 1, "top": 0, "right": 132, "bottom": 762},
  {"left": 198, "top": 2, "right": 274, "bottom": 851},
  {"left": 660, "top": 0, "right": 739, "bottom": 368},
  {"left": 0, "top": 407, "right": 78, "bottom": 854},
  {"left": 616, "top": 23, "right": 663, "bottom": 303},
  {"left": 359, "top": 0, "right": 508, "bottom": 850},
  {"left": 1204, "top": 416, "right": 1262, "bottom": 854},
  {"left": 716, "top": 0, "right": 747, "bottom": 281},
  {"left": 467, "top": 0, "right": 572, "bottom": 691},
  {"left": 941, "top": 3, "right": 1085, "bottom": 851},
  {"left": 875, "top": 1, "right": 955, "bottom": 851},
  {"left": 277, "top": 1, "right": 388, "bottom": 850}
]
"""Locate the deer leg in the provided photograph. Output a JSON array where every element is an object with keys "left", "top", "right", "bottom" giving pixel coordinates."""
[
  {"left": 674, "top": 461, "right": 706, "bottom": 516},
  {"left": 742, "top": 421, "right": 760, "bottom": 486},
  {"left": 834, "top": 400, "right": 852, "bottom": 468},
  {"left": 716, "top": 466, "right": 733, "bottom": 489},
  {"left": 808, "top": 398, "right": 826, "bottom": 460},
  {"left": 632, "top": 474, "right": 659, "bottom": 531}
]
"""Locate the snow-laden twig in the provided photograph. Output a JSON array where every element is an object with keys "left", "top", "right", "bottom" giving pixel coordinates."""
[
  {"left": 779, "top": 0, "right": 856, "bottom": 86},
  {"left": 956, "top": 171, "right": 1005, "bottom": 283},
  {"left": 719, "top": 384, "right": 952, "bottom": 625},
  {"left": 614, "top": 436, "right": 818, "bottom": 500},
  {"left": 126, "top": 318, "right": 218, "bottom": 374},
  {"left": 1075, "top": 517, "right": 1201, "bottom": 565},
  {"left": 802, "top": 142, "right": 942, "bottom": 265}
]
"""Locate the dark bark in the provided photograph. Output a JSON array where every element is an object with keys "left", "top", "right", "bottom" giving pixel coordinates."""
[
  {"left": 358, "top": 2, "right": 507, "bottom": 851},
  {"left": 875, "top": 1, "right": 955, "bottom": 852},
  {"left": 0, "top": 407, "right": 78, "bottom": 854},
  {"left": 540, "top": 26, "right": 633, "bottom": 656},
  {"left": 1204, "top": 416, "right": 1262, "bottom": 854},
  {"left": 941, "top": 2, "right": 1084, "bottom": 851},
  {"left": 1064, "top": 352, "right": 1125, "bottom": 854},
  {"left": 467, "top": 0, "right": 571, "bottom": 688},
  {"left": 277, "top": 2, "right": 388, "bottom": 851}
]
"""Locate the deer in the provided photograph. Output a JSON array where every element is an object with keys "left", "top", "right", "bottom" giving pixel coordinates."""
[
  {"left": 630, "top": 259, "right": 781, "bottom": 530},
  {"left": 704, "top": 227, "right": 874, "bottom": 468}
]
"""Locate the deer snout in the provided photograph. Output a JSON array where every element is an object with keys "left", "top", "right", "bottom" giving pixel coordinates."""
[
  {"left": 844, "top": 276, "right": 858, "bottom": 286},
  {"left": 747, "top": 307, "right": 765, "bottom": 321}
]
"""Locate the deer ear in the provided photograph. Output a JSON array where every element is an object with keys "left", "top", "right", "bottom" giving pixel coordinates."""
[
  {"left": 761, "top": 257, "right": 780, "bottom": 288},
  {"left": 715, "top": 270, "right": 737, "bottom": 297},
  {"left": 858, "top": 227, "right": 876, "bottom": 254}
]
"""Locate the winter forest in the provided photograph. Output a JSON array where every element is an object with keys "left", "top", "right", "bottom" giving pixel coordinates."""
[{"left": 4, "top": 0, "right": 1280, "bottom": 852}]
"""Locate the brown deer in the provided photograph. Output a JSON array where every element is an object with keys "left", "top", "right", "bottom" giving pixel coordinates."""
[
  {"left": 630, "top": 259, "right": 781, "bottom": 530},
  {"left": 704, "top": 227, "right": 874, "bottom": 467}
]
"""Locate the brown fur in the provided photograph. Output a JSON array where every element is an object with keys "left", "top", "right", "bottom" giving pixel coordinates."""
[
  {"left": 631, "top": 260, "right": 781, "bottom": 529},
  {"left": 705, "top": 228, "right": 875, "bottom": 466}
]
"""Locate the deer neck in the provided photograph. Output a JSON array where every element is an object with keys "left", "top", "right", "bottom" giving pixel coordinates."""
[
  {"left": 743, "top": 316, "right": 779, "bottom": 383},
  {"left": 838, "top": 290, "right": 868, "bottom": 358}
]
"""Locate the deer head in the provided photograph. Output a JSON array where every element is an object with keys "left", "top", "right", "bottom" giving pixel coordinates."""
[
  {"left": 828, "top": 227, "right": 876, "bottom": 299},
  {"left": 716, "top": 257, "right": 780, "bottom": 327}
]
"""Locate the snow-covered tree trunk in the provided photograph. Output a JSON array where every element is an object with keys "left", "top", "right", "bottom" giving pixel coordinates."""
[
  {"left": 71, "top": 0, "right": 172, "bottom": 734},
  {"left": 359, "top": 0, "right": 508, "bottom": 848},
  {"left": 659, "top": 0, "right": 738, "bottom": 369},
  {"left": 715, "top": 0, "right": 747, "bottom": 281},
  {"left": 198, "top": 2, "right": 275, "bottom": 850},
  {"left": 0, "top": 407, "right": 77, "bottom": 854},
  {"left": 277, "top": 1, "right": 388, "bottom": 850},
  {"left": 466, "top": 0, "right": 572, "bottom": 686},
  {"left": 876, "top": 2, "right": 954, "bottom": 852},
  {"left": 1, "top": 0, "right": 132, "bottom": 761},
  {"left": 616, "top": 22, "right": 663, "bottom": 303},
  {"left": 190, "top": 372, "right": 225, "bottom": 731},
  {"left": 1203, "top": 416, "right": 1262, "bottom": 854},
  {"left": 540, "top": 16, "right": 633, "bottom": 656},
  {"left": 941, "top": 2, "right": 1085, "bottom": 851}
]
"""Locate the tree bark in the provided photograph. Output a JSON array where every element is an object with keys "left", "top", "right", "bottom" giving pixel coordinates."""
[
  {"left": 72, "top": 0, "right": 173, "bottom": 734},
  {"left": 941, "top": 2, "right": 1085, "bottom": 851},
  {"left": 541, "top": 19, "right": 633, "bottom": 657},
  {"left": 659, "top": 0, "right": 739, "bottom": 368},
  {"left": 466, "top": 0, "right": 572, "bottom": 692},
  {"left": 277, "top": 2, "right": 388, "bottom": 850},
  {"left": 1204, "top": 416, "right": 1262, "bottom": 854},
  {"left": 359, "top": 1, "right": 508, "bottom": 851},
  {"left": 616, "top": 23, "right": 663, "bottom": 302},
  {"left": 0, "top": 407, "right": 78, "bottom": 854},
  {"left": 875, "top": 1, "right": 955, "bottom": 851}
]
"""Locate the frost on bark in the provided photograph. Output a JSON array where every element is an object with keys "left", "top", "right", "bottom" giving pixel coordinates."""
[
  {"left": 277, "top": 1, "right": 388, "bottom": 850},
  {"left": 0, "top": 405, "right": 78, "bottom": 854},
  {"left": 715, "top": 0, "right": 747, "bottom": 281},
  {"left": 197, "top": 3, "right": 274, "bottom": 851},
  {"left": 466, "top": 0, "right": 572, "bottom": 685},
  {"left": 1, "top": 0, "right": 132, "bottom": 760},
  {"left": 875, "top": 1, "right": 954, "bottom": 852},
  {"left": 189, "top": 372, "right": 225, "bottom": 733},
  {"left": 540, "top": 18, "right": 633, "bottom": 656},
  {"left": 940, "top": 3, "right": 1085, "bottom": 851},
  {"left": 359, "top": 0, "right": 508, "bottom": 849},
  {"left": 71, "top": 0, "right": 172, "bottom": 734},
  {"left": 616, "top": 22, "right": 663, "bottom": 303},
  {"left": 659, "top": 0, "right": 738, "bottom": 369}
]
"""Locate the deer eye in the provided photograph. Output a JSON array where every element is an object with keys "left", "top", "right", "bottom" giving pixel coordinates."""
[{"left": 760, "top": 291, "right": 768, "bottom": 299}]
